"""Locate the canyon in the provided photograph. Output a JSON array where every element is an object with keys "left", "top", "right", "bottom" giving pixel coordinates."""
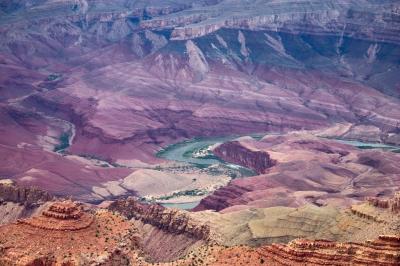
[
  {"left": 0, "top": 0, "right": 400, "bottom": 265},
  {"left": 1, "top": 0, "right": 400, "bottom": 201},
  {"left": 0, "top": 189, "right": 399, "bottom": 264},
  {"left": 194, "top": 132, "right": 400, "bottom": 211}
]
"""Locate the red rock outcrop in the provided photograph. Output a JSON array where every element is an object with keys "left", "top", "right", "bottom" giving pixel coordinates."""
[
  {"left": 368, "top": 192, "right": 400, "bottom": 213},
  {"left": 192, "top": 184, "right": 253, "bottom": 211},
  {"left": 259, "top": 235, "right": 400, "bottom": 265},
  {"left": 19, "top": 200, "right": 94, "bottom": 231},
  {"left": 349, "top": 206, "right": 384, "bottom": 223},
  {"left": 0, "top": 200, "right": 141, "bottom": 265},
  {"left": 213, "top": 141, "right": 275, "bottom": 174},
  {"left": 0, "top": 183, "right": 53, "bottom": 225},
  {"left": 43, "top": 201, "right": 83, "bottom": 219},
  {"left": 0, "top": 182, "right": 53, "bottom": 206},
  {"left": 108, "top": 197, "right": 212, "bottom": 241},
  {"left": 195, "top": 134, "right": 400, "bottom": 212}
]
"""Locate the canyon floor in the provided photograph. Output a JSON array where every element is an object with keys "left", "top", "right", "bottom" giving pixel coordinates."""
[{"left": 1, "top": 0, "right": 400, "bottom": 265}]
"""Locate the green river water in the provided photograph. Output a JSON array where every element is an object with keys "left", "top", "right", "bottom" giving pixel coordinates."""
[{"left": 156, "top": 135, "right": 399, "bottom": 209}]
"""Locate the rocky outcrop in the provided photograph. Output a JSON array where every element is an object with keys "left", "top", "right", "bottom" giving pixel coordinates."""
[
  {"left": 368, "top": 192, "right": 400, "bottom": 213},
  {"left": 160, "top": 1, "right": 400, "bottom": 44},
  {"left": 0, "top": 182, "right": 53, "bottom": 206},
  {"left": 193, "top": 184, "right": 252, "bottom": 212},
  {"left": 213, "top": 141, "right": 275, "bottom": 174},
  {"left": 316, "top": 123, "right": 400, "bottom": 146},
  {"left": 349, "top": 205, "right": 384, "bottom": 223},
  {"left": 108, "top": 197, "right": 212, "bottom": 241},
  {"left": 3, "top": 1, "right": 400, "bottom": 45},
  {"left": 19, "top": 200, "right": 94, "bottom": 231},
  {"left": 43, "top": 200, "right": 83, "bottom": 220},
  {"left": 259, "top": 235, "right": 400, "bottom": 265},
  {"left": 0, "top": 201, "right": 141, "bottom": 265}
]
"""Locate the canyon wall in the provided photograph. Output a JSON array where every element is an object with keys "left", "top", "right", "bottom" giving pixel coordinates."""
[
  {"left": 0, "top": 183, "right": 53, "bottom": 206},
  {"left": 108, "top": 197, "right": 212, "bottom": 241},
  {"left": 194, "top": 134, "right": 400, "bottom": 212},
  {"left": 0, "top": 183, "right": 53, "bottom": 225},
  {"left": 1, "top": 0, "right": 400, "bottom": 201},
  {"left": 213, "top": 141, "right": 275, "bottom": 174},
  {"left": 170, "top": 8, "right": 400, "bottom": 44},
  {"left": 259, "top": 235, "right": 400, "bottom": 265},
  {"left": 367, "top": 192, "right": 400, "bottom": 213}
]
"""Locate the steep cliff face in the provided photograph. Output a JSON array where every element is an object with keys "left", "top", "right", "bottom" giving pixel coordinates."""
[
  {"left": 194, "top": 134, "right": 400, "bottom": 212},
  {"left": 0, "top": 182, "right": 53, "bottom": 225},
  {"left": 192, "top": 184, "right": 252, "bottom": 211},
  {"left": 0, "top": 183, "right": 53, "bottom": 206},
  {"left": 1, "top": 0, "right": 400, "bottom": 202},
  {"left": 259, "top": 235, "right": 400, "bottom": 266},
  {"left": 107, "top": 197, "right": 217, "bottom": 262},
  {"left": 213, "top": 141, "right": 275, "bottom": 174},
  {"left": 3, "top": 0, "right": 399, "bottom": 45},
  {"left": 108, "top": 197, "right": 212, "bottom": 241},
  {"left": 367, "top": 192, "right": 400, "bottom": 213},
  {"left": 152, "top": 1, "right": 400, "bottom": 44}
]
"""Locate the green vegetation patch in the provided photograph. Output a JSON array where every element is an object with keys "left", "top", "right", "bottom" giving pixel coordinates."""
[
  {"left": 53, "top": 132, "right": 70, "bottom": 152},
  {"left": 156, "top": 189, "right": 207, "bottom": 201}
]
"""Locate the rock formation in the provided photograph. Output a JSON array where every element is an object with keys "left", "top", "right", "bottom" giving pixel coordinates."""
[
  {"left": 1, "top": 0, "right": 400, "bottom": 201},
  {"left": 195, "top": 133, "right": 400, "bottom": 212},
  {"left": 0, "top": 200, "right": 142, "bottom": 265},
  {"left": 213, "top": 141, "right": 275, "bottom": 174},
  {"left": 0, "top": 0, "right": 399, "bottom": 264},
  {"left": 0, "top": 182, "right": 53, "bottom": 225},
  {"left": 259, "top": 235, "right": 400, "bottom": 265},
  {"left": 174, "top": 234, "right": 400, "bottom": 265},
  {"left": 0, "top": 182, "right": 53, "bottom": 206},
  {"left": 368, "top": 192, "right": 400, "bottom": 213},
  {"left": 19, "top": 200, "right": 94, "bottom": 231},
  {"left": 108, "top": 197, "right": 212, "bottom": 241},
  {"left": 0, "top": 194, "right": 399, "bottom": 265},
  {"left": 144, "top": 1, "right": 400, "bottom": 44},
  {"left": 190, "top": 193, "right": 400, "bottom": 248}
]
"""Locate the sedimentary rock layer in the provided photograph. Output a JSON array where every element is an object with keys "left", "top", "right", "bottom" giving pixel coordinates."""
[
  {"left": 0, "top": 182, "right": 52, "bottom": 205},
  {"left": 195, "top": 133, "right": 400, "bottom": 211},
  {"left": 19, "top": 200, "right": 94, "bottom": 231},
  {"left": 367, "top": 192, "right": 400, "bottom": 213},
  {"left": 0, "top": 182, "right": 52, "bottom": 225},
  {"left": 259, "top": 235, "right": 400, "bottom": 266},
  {"left": 191, "top": 191, "right": 400, "bottom": 247},
  {"left": 0, "top": 201, "right": 142, "bottom": 265},
  {"left": 213, "top": 141, "right": 275, "bottom": 174},
  {"left": 108, "top": 197, "right": 212, "bottom": 241},
  {"left": 1, "top": 0, "right": 400, "bottom": 203}
]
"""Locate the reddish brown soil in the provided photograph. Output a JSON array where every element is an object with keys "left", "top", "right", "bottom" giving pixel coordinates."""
[{"left": 0, "top": 201, "right": 139, "bottom": 265}]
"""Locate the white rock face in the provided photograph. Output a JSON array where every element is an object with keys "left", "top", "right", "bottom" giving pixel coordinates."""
[
  {"left": 216, "top": 34, "right": 228, "bottom": 48},
  {"left": 238, "top": 31, "right": 249, "bottom": 58},
  {"left": 186, "top": 40, "right": 209, "bottom": 81},
  {"left": 132, "top": 33, "right": 144, "bottom": 57},
  {"left": 163, "top": 0, "right": 400, "bottom": 43},
  {"left": 366, "top": 43, "right": 380, "bottom": 64},
  {"left": 144, "top": 30, "right": 168, "bottom": 52}
]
